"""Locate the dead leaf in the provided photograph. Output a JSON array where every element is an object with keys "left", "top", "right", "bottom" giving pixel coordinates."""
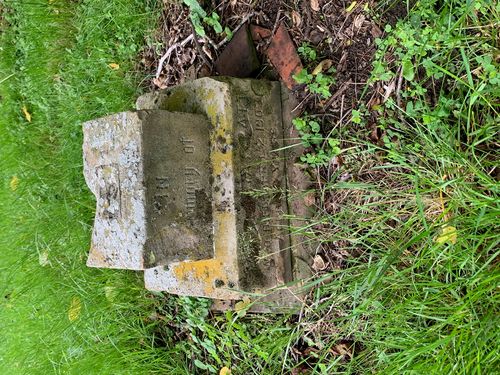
[
  {"left": 108, "top": 63, "right": 120, "bottom": 70},
  {"left": 435, "top": 225, "right": 457, "bottom": 245},
  {"left": 68, "top": 297, "right": 82, "bottom": 322},
  {"left": 22, "top": 106, "right": 31, "bottom": 122},
  {"left": 371, "top": 24, "right": 383, "bottom": 39},
  {"left": 303, "top": 192, "right": 315, "bottom": 207},
  {"left": 291, "top": 11, "right": 302, "bottom": 27},
  {"left": 202, "top": 45, "right": 213, "bottom": 61},
  {"left": 312, "top": 255, "right": 326, "bottom": 271},
  {"left": 219, "top": 367, "right": 232, "bottom": 375},
  {"left": 353, "top": 14, "right": 366, "bottom": 29},
  {"left": 382, "top": 80, "right": 396, "bottom": 102},
  {"left": 312, "top": 59, "right": 333, "bottom": 75},
  {"left": 331, "top": 343, "right": 353, "bottom": 358},
  {"left": 9, "top": 175, "right": 19, "bottom": 191},
  {"left": 310, "top": 0, "right": 320, "bottom": 12},
  {"left": 104, "top": 285, "right": 117, "bottom": 302},
  {"left": 152, "top": 77, "right": 168, "bottom": 89}
]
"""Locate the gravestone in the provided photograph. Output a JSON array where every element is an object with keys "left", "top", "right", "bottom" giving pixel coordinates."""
[{"left": 83, "top": 77, "right": 315, "bottom": 310}]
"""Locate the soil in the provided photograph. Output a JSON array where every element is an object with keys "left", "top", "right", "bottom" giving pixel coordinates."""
[{"left": 142, "top": 1, "right": 405, "bottom": 118}]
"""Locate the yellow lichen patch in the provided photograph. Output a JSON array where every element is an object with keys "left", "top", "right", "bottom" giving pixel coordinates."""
[
  {"left": 172, "top": 258, "right": 226, "bottom": 295},
  {"left": 87, "top": 245, "right": 111, "bottom": 267}
]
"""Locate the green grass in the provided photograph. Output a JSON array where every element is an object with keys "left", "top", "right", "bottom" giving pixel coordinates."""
[
  {"left": 1, "top": 0, "right": 499, "bottom": 374},
  {"left": 0, "top": 1, "right": 184, "bottom": 373}
]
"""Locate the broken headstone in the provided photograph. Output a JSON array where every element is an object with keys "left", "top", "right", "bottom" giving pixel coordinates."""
[{"left": 84, "top": 77, "right": 316, "bottom": 311}]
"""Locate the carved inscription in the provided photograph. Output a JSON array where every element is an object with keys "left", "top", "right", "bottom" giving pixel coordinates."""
[
  {"left": 142, "top": 110, "right": 213, "bottom": 266},
  {"left": 181, "top": 137, "right": 195, "bottom": 153},
  {"left": 153, "top": 177, "right": 169, "bottom": 213},
  {"left": 185, "top": 167, "right": 201, "bottom": 213},
  {"left": 235, "top": 92, "right": 280, "bottom": 254}
]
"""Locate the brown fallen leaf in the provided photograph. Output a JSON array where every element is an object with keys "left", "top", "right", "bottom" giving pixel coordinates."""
[
  {"left": 310, "top": 0, "right": 320, "bottom": 12},
  {"left": 312, "top": 59, "right": 333, "bottom": 75},
  {"left": 353, "top": 14, "right": 366, "bottom": 29},
  {"left": 312, "top": 255, "right": 327, "bottom": 271},
  {"left": 108, "top": 63, "right": 120, "bottom": 70},
  {"left": 331, "top": 342, "right": 353, "bottom": 358},
  {"left": 292, "top": 10, "right": 302, "bottom": 27},
  {"left": 219, "top": 367, "right": 231, "bottom": 375},
  {"left": 303, "top": 192, "right": 316, "bottom": 207}
]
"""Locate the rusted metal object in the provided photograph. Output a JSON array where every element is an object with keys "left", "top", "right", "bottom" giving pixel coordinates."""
[
  {"left": 84, "top": 77, "right": 315, "bottom": 311},
  {"left": 265, "top": 24, "right": 303, "bottom": 90},
  {"left": 215, "top": 24, "right": 260, "bottom": 78}
]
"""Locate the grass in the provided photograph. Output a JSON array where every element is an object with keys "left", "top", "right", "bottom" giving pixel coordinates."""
[
  {"left": 0, "top": 1, "right": 182, "bottom": 373},
  {"left": 1, "top": 0, "right": 499, "bottom": 374}
]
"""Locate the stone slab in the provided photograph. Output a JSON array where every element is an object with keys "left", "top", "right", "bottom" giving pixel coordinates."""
[
  {"left": 84, "top": 110, "right": 214, "bottom": 270},
  {"left": 137, "top": 77, "right": 296, "bottom": 303}
]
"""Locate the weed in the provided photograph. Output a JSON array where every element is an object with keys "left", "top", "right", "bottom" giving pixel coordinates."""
[
  {"left": 293, "top": 68, "right": 335, "bottom": 99},
  {"left": 183, "top": 0, "right": 231, "bottom": 38},
  {"left": 298, "top": 42, "right": 317, "bottom": 62},
  {"left": 293, "top": 116, "right": 341, "bottom": 166}
]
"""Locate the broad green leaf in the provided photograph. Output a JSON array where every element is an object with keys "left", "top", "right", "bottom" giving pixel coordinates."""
[{"left": 402, "top": 60, "right": 415, "bottom": 81}]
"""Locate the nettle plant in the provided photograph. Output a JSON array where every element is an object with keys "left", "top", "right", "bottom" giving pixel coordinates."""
[
  {"left": 183, "top": 0, "right": 231, "bottom": 38},
  {"left": 293, "top": 116, "right": 341, "bottom": 167}
]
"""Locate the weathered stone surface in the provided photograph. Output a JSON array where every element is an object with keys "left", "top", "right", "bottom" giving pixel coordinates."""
[
  {"left": 280, "top": 83, "right": 316, "bottom": 284},
  {"left": 83, "top": 110, "right": 213, "bottom": 270},
  {"left": 84, "top": 77, "right": 316, "bottom": 311},
  {"left": 137, "top": 77, "right": 295, "bottom": 303}
]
